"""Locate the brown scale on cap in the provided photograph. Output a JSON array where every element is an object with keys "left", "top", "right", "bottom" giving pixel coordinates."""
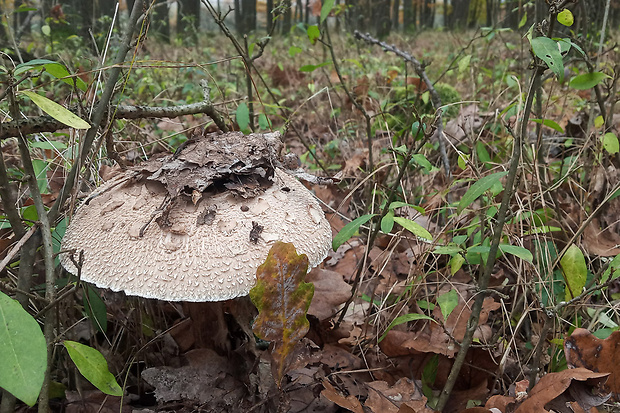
[{"left": 60, "top": 131, "right": 332, "bottom": 302}]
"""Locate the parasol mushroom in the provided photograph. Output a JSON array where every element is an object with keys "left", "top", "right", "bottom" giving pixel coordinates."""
[{"left": 60, "top": 131, "right": 332, "bottom": 302}]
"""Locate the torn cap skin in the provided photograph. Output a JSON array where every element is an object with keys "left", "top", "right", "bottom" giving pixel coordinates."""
[{"left": 60, "top": 131, "right": 332, "bottom": 302}]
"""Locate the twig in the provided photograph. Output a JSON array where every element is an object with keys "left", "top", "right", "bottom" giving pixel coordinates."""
[
  {"left": 8, "top": 72, "right": 58, "bottom": 413},
  {"left": 336, "top": 126, "right": 426, "bottom": 327},
  {"left": 323, "top": 26, "right": 374, "bottom": 171},
  {"left": 202, "top": 0, "right": 329, "bottom": 175},
  {"left": 0, "top": 99, "right": 226, "bottom": 140},
  {"left": 0, "top": 225, "right": 38, "bottom": 272},
  {"left": 353, "top": 31, "right": 451, "bottom": 180},
  {"left": 434, "top": 56, "right": 542, "bottom": 413}
]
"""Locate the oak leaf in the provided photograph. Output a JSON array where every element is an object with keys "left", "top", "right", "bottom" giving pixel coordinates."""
[{"left": 250, "top": 242, "right": 314, "bottom": 386}]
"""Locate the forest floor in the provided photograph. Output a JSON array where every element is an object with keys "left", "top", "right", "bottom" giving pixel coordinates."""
[{"left": 3, "top": 25, "right": 620, "bottom": 412}]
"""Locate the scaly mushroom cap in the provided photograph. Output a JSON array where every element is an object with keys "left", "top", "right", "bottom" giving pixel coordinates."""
[{"left": 60, "top": 132, "right": 332, "bottom": 301}]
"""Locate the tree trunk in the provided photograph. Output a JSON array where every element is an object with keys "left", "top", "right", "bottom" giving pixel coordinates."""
[
  {"left": 392, "top": 0, "right": 400, "bottom": 30},
  {"left": 422, "top": 0, "right": 434, "bottom": 28},
  {"left": 234, "top": 0, "right": 242, "bottom": 32},
  {"left": 266, "top": 0, "right": 274, "bottom": 32},
  {"left": 281, "top": 0, "right": 291, "bottom": 34},
  {"left": 345, "top": 0, "right": 359, "bottom": 30},
  {"left": 452, "top": 0, "right": 470, "bottom": 28},
  {"left": 168, "top": 0, "right": 178, "bottom": 43},
  {"left": 241, "top": 0, "right": 256, "bottom": 32},
  {"left": 374, "top": 0, "right": 391, "bottom": 37},
  {"left": 486, "top": 0, "right": 495, "bottom": 26},
  {"left": 434, "top": 0, "right": 444, "bottom": 27},
  {"left": 403, "top": 0, "right": 415, "bottom": 31},
  {"left": 296, "top": 0, "right": 303, "bottom": 23}
]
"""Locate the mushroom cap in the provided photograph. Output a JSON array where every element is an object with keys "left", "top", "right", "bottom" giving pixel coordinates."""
[{"left": 60, "top": 133, "right": 332, "bottom": 302}]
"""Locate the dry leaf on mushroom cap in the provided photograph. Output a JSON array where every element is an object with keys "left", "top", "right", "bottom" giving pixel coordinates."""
[{"left": 61, "top": 131, "right": 332, "bottom": 302}]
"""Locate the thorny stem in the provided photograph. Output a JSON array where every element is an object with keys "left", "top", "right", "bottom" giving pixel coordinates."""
[
  {"left": 353, "top": 31, "right": 451, "bottom": 181},
  {"left": 323, "top": 26, "right": 373, "bottom": 172},
  {"left": 48, "top": 0, "right": 143, "bottom": 223}
]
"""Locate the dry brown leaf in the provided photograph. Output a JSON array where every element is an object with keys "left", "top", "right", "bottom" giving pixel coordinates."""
[
  {"left": 582, "top": 218, "right": 620, "bottom": 257},
  {"left": 485, "top": 394, "right": 516, "bottom": 411},
  {"left": 565, "top": 328, "right": 620, "bottom": 400},
  {"left": 338, "top": 324, "right": 363, "bottom": 346},
  {"left": 395, "top": 296, "right": 499, "bottom": 358},
  {"left": 397, "top": 401, "right": 436, "bottom": 413},
  {"left": 365, "top": 379, "right": 428, "bottom": 413},
  {"left": 321, "top": 380, "right": 364, "bottom": 413},
  {"left": 306, "top": 268, "right": 352, "bottom": 321},
  {"left": 65, "top": 390, "right": 132, "bottom": 413},
  {"left": 319, "top": 344, "right": 363, "bottom": 371},
  {"left": 341, "top": 151, "right": 368, "bottom": 178},
  {"left": 514, "top": 368, "right": 609, "bottom": 412}
]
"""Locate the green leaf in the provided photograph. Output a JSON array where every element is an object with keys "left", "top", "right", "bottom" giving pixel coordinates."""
[
  {"left": 476, "top": 141, "right": 491, "bottom": 165},
  {"left": 450, "top": 253, "right": 465, "bottom": 275},
  {"left": 288, "top": 46, "right": 302, "bottom": 57},
  {"left": 332, "top": 214, "right": 375, "bottom": 251},
  {"left": 22, "top": 204, "right": 38, "bottom": 222},
  {"left": 417, "top": 300, "right": 435, "bottom": 310},
  {"left": 569, "top": 72, "right": 609, "bottom": 90},
  {"left": 602, "top": 133, "right": 619, "bottom": 155},
  {"left": 307, "top": 25, "right": 320, "bottom": 44},
  {"left": 381, "top": 210, "right": 395, "bottom": 234},
  {"left": 20, "top": 91, "right": 90, "bottom": 129},
  {"left": 31, "top": 159, "right": 49, "bottom": 194},
  {"left": 433, "top": 245, "right": 463, "bottom": 255},
  {"left": 320, "top": 0, "right": 335, "bottom": 23},
  {"left": 522, "top": 226, "right": 561, "bottom": 235},
  {"left": 421, "top": 355, "right": 438, "bottom": 399},
  {"left": 557, "top": 9, "right": 574, "bottom": 26},
  {"left": 437, "top": 289, "right": 459, "bottom": 321},
  {"left": 43, "top": 63, "right": 88, "bottom": 91},
  {"left": 601, "top": 254, "right": 620, "bottom": 283},
  {"left": 594, "top": 115, "right": 605, "bottom": 128},
  {"left": 411, "top": 153, "right": 433, "bottom": 171},
  {"left": 64, "top": 341, "right": 123, "bottom": 396},
  {"left": 458, "top": 153, "right": 468, "bottom": 170},
  {"left": 560, "top": 244, "right": 587, "bottom": 301},
  {"left": 518, "top": 11, "right": 528, "bottom": 29},
  {"left": 83, "top": 286, "right": 107, "bottom": 333},
  {"left": 531, "top": 118, "right": 564, "bottom": 133},
  {"left": 257, "top": 113, "right": 270, "bottom": 130},
  {"left": 457, "top": 171, "right": 508, "bottom": 213},
  {"left": 13, "top": 58, "right": 57, "bottom": 76},
  {"left": 299, "top": 61, "right": 330, "bottom": 72},
  {"left": 29, "top": 140, "right": 68, "bottom": 151},
  {"left": 393, "top": 217, "right": 432, "bottom": 240},
  {"left": 530, "top": 37, "right": 564, "bottom": 81},
  {"left": 236, "top": 102, "right": 250, "bottom": 132},
  {"left": 0, "top": 292, "right": 47, "bottom": 406},
  {"left": 250, "top": 242, "right": 313, "bottom": 386},
  {"left": 379, "top": 313, "right": 436, "bottom": 342},
  {"left": 458, "top": 55, "right": 471, "bottom": 73},
  {"left": 499, "top": 244, "right": 533, "bottom": 263},
  {"left": 411, "top": 121, "right": 425, "bottom": 138}
]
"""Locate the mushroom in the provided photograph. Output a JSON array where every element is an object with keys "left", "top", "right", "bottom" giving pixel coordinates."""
[{"left": 60, "top": 131, "right": 332, "bottom": 302}]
